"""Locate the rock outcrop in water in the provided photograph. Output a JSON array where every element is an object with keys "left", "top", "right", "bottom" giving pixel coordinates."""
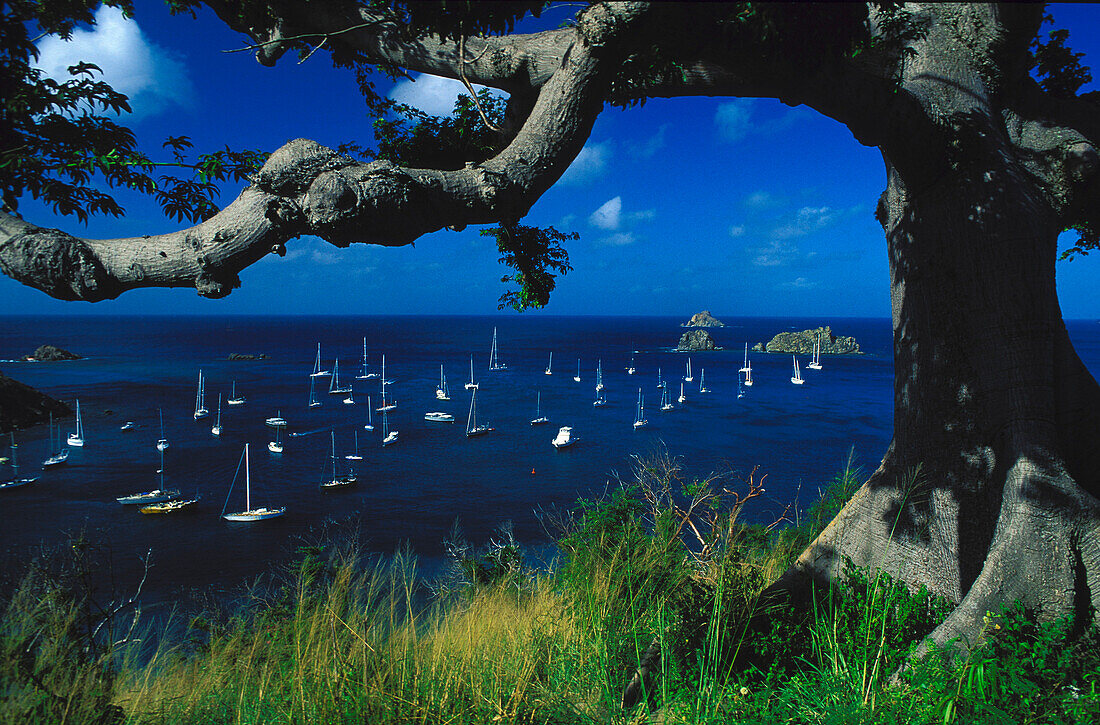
[
  {"left": 227, "top": 353, "right": 269, "bottom": 360},
  {"left": 756, "top": 325, "right": 861, "bottom": 354},
  {"left": 24, "top": 344, "right": 81, "bottom": 361},
  {"left": 677, "top": 329, "right": 718, "bottom": 351},
  {"left": 681, "top": 310, "right": 725, "bottom": 327},
  {"left": 0, "top": 372, "right": 72, "bottom": 433}
]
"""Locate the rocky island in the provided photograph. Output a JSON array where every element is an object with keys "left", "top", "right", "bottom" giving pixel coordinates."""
[
  {"left": 228, "top": 353, "right": 269, "bottom": 361},
  {"left": 0, "top": 372, "right": 72, "bottom": 433},
  {"left": 23, "top": 344, "right": 82, "bottom": 361},
  {"left": 677, "top": 329, "right": 719, "bottom": 351},
  {"left": 753, "top": 326, "right": 861, "bottom": 355},
  {"left": 681, "top": 310, "right": 725, "bottom": 327}
]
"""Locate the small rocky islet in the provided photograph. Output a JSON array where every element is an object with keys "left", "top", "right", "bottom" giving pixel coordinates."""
[
  {"left": 23, "top": 344, "right": 82, "bottom": 362},
  {"left": 677, "top": 329, "right": 719, "bottom": 351},
  {"left": 681, "top": 310, "right": 725, "bottom": 328},
  {"left": 753, "top": 325, "right": 861, "bottom": 355}
]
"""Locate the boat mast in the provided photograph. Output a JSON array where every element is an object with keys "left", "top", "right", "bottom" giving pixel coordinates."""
[{"left": 244, "top": 443, "right": 251, "bottom": 511}]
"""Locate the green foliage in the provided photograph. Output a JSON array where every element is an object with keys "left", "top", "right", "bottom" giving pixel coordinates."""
[
  {"left": 370, "top": 89, "right": 508, "bottom": 168},
  {"left": 1031, "top": 14, "right": 1093, "bottom": 98},
  {"left": 483, "top": 223, "right": 575, "bottom": 311}
]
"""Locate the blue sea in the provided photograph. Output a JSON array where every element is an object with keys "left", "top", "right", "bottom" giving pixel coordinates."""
[{"left": 2, "top": 315, "right": 1098, "bottom": 604}]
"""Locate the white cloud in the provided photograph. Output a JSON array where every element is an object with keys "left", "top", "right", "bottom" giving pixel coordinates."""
[
  {"left": 772, "top": 206, "right": 841, "bottom": 240},
  {"left": 715, "top": 100, "right": 754, "bottom": 143},
  {"left": 744, "top": 191, "right": 783, "bottom": 210},
  {"left": 389, "top": 73, "right": 505, "bottom": 117},
  {"left": 599, "top": 232, "right": 637, "bottom": 246},
  {"left": 627, "top": 208, "right": 656, "bottom": 223},
  {"left": 560, "top": 141, "right": 612, "bottom": 185},
  {"left": 629, "top": 125, "right": 668, "bottom": 159},
  {"left": 780, "top": 277, "right": 817, "bottom": 289},
  {"left": 34, "top": 5, "right": 193, "bottom": 119},
  {"left": 558, "top": 213, "right": 577, "bottom": 228},
  {"left": 729, "top": 225, "right": 746, "bottom": 237},
  {"left": 589, "top": 196, "right": 622, "bottom": 230},
  {"left": 311, "top": 249, "right": 341, "bottom": 265},
  {"left": 752, "top": 240, "right": 798, "bottom": 267}
]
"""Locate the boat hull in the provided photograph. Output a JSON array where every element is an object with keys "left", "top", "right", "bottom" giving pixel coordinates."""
[{"left": 224, "top": 507, "right": 286, "bottom": 521}]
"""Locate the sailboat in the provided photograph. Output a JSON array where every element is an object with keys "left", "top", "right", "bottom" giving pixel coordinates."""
[
  {"left": 436, "top": 364, "right": 451, "bottom": 400},
  {"left": 381, "top": 406, "right": 398, "bottom": 446},
  {"left": 465, "top": 387, "right": 493, "bottom": 437},
  {"left": 530, "top": 390, "right": 550, "bottom": 425},
  {"left": 346, "top": 431, "right": 363, "bottom": 460},
  {"left": 227, "top": 380, "right": 246, "bottom": 406},
  {"left": 593, "top": 384, "right": 607, "bottom": 407},
  {"left": 268, "top": 425, "right": 283, "bottom": 453},
  {"left": 117, "top": 446, "right": 180, "bottom": 504},
  {"left": 364, "top": 396, "right": 375, "bottom": 431},
  {"left": 488, "top": 327, "right": 508, "bottom": 371},
  {"left": 424, "top": 410, "right": 454, "bottom": 422},
  {"left": 42, "top": 413, "right": 69, "bottom": 467},
  {"left": 222, "top": 444, "right": 285, "bottom": 521},
  {"left": 211, "top": 394, "right": 223, "bottom": 436},
  {"left": 320, "top": 431, "right": 357, "bottom": 489},
  {"left": 545, "top": 351, "right": 553, "bottom": 375},
  {"left": 791, "top": 355, "right": 805, "bottom": 385},
  {"left": 356, "top": 337, "right": 378, "bottom": 379},
  {"left": 551, "top": 426, "right": 576, "bottom": 449},
  {"left": 308, "top": 376, "right": 322, "bottom": 408},
  {"left": 67, "top": 399, "right": 85, "bottom": 446},
  {"left": 656, "top": 367, "right": 666, "bottom": 389},
  {"left": 120, "top": 421, "right": 136, "bottom": 431},
  {"left": 343, "top": 388, "right": 355, "bottom": 405},
  {"left": 626, "top": 345, "right": 636, "bottom": 375},
  {"left": 633, "top": 389, "right": 648, "bottom": 428},
  {"left": 310, "top": 343, "right": 330, "bottom": 377},
  {"left": 328, "top": 359, "right": 351, "bottom": 395},
  {"left": 1, "top": 433, "right": 38, "bottom": 490},
  {"left": 465, "top": 355, "right": 478, "bottom": 390},
  {"left": 807, "top": 332, "right": 824, "bottom": 370},
  {"left": 596, "top": 359, "right": 604, "bottom": 391},
  {"left": 573, "top": 359, "right": 581, "bottom": 382},
  {"left": 193, "top": 371, "right": 209, "bottom": 419},
  {"left": 660, "top": 387, "right": 674, "bottom": 411},
  {"left": 265, "top": 410, "right": 287, "bottom": 427},
  {"left": 677, "top": 381, "right": 687, "bottom": 404},
  {"left": 739, "top": 343, "right": 751, "bottom": 374},
  {"left": 684, "top": 358, "right": 694, "bottom": 382},
  {"left": 156, "top": 409, "right": 169, "bottom": 451},
  {"left": 376, "top": 355, "right": 397, "bottom": 411},
  {"left": 744, "top": 360, "right": 754, "bottom": 387},
  {"left": 699, "top": 368, "right": 710, "bottom": 394}
]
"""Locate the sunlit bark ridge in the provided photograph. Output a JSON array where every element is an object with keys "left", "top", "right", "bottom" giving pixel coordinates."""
[{"left": 1, "top": 1, "right": 1099, "bottom": 659}]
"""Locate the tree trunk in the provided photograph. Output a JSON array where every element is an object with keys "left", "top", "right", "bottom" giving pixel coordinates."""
[{"left": 780, "top": 151, "right": 1100, "bottom": 652}]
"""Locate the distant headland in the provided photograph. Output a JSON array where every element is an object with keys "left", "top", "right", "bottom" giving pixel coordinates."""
[
  {"left": 681, "top": 310, "right": 725, "bottom": 327},
  {"left": 753, "top": 326, "right": 861, "bottom": 354},
  {"left": 0, "top": 372, "right": 72, "bottom": 433}
]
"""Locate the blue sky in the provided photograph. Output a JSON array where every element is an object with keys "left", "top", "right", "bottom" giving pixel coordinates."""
[{"left": 3, "top": 2, "right": 1098, "bottom": 318}]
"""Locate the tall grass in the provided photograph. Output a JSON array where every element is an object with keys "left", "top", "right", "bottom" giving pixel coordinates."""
[{"left": 3, "top": 453, "right": 1098, "bottom": 723}]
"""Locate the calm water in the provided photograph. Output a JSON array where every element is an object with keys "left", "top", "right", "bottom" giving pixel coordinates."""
[{"left": 1, "top": 315, "right": 1097, "bottom": 603}]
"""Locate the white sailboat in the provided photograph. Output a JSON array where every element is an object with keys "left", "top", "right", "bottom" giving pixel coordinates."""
[
  {"left": 381, "top": 406, "right": 398, "bottom": 446},
  {"left": 310, "top": 343, "right": 330, "bottom": 377},
  {"left": 376, "top": 355, "right": 397, "bottom": 412},
  {"left": 346, "top": 431, "right": 363, "bottom": 460},
  {"left": 355, "top": 337, "right": 378, "bottom": 379},
  {"left": 633, "top": 389, "right": 648, "bottom": 428},
  {"left": 1, "top": 433, "right": 38, "bottom": 490},
  {"left": 156, "top": 409, "right": 169, "bottom": 451},
  {"left": 684, "top": 358, "right": 694, "bottom": 382},
  {"left": 465, "top": 355, "right": 478, "bottom": 390},
  {"left": 308, "top": 376, "right": 322, "bottom": 408},
  {"left": 596, "top": 359, "right": 604, "bottom": 391},
  {"left": 120, "top": 421, "right": 136, "bottom": 431},
  {"left": 328, "top": 359, "right": 351, "bottom": 395},
  {"left": 211, "top": 394, "right": 223, "bottom": 436},
  {"left": 193, "top": 371, "right": 209, "bottom": 419},
  {"left": 265, "top": 410, "right": 287, "bottom": 427},
  {"left": 465, "top": 387, "right": 493, "bottom": 437},
  {"left": 364, "top": 396, "right": 375, "bottom": 431},
  {"left": 744, "top": 360, "right": 754, "bottom": 387},
  {"left": 807, "top": 332, "right": 824, "bottom": 370},
  {"left": 573, "top": 359, "right": 581, "bottom": 382},
  {"left": 320, "top": 431, "right": 357, "bottom": 489},
  {"left": 436, "top": 364, "right": 451, "bottom": 400},
  {"left": 117, "top": 447, "right": 179, "bottom": 504},
  {"left": 660, "top": 387, "right": 674, "bottom": 411},
  {"left": 530, "top": 390, "right": 550, "bottom": 425},
  {"left": 551, "top": 426, "right": 576, "bottom": 448},
  {"left": 222, "top": 444, "right": 285, "bottom": 521},
  {"left": 791, "top": 355, "right": 805, "bottom": 385},
  {"left": 699, "top": 368, "right": 710, "bottom": 394},
  {"left": 67, "top": 399, "right": 85, "bottom": 446},
  {"left": 227, "top": 380, "right": 246, "bottom": 406},
  {"left": 593, "top": 384, "right": 607, "bottom": 407},
  {"left": 268, "top": 425, "right": 283, "bottom": 453},
  {"left": 42, "top": 413, "right": 69, "bottom": 467},
  {"left": 739, "top": 343, "right": 751, "bottom": 374},
  {"left": 656, "top": 367, "right": 666, "bottom": 389},
  {"left": 545, "top": 351, "right": 553, "bottom": 375},
  {"left": 424, "top": 411, "right": 455, "bottom": 422},
  {"left": 677, "top": 381, "right": 687, "bottom": 404},
  {"left": 488, "top": 327, "right": 508, "bottom": 371}
]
